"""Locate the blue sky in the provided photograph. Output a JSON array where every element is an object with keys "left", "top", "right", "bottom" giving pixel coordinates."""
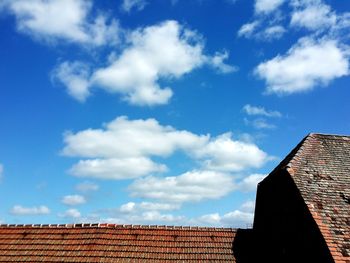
[{"left": 0, "top": 0, "right": 349, "bottom": 227}]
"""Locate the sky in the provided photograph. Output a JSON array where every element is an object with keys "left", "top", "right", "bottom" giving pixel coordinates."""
[{"left": 0, "top": 0, "right": 349, "bottom": 228}]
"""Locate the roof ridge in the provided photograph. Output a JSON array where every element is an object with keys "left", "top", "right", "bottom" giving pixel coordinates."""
[
  {"left": 260, "top": 133, "right": 311, "bottom": 181},
  {"left": 0, "top": 223, "right": 237, "bottom": 231},
  {"left": 309, "top": 132, "right": 350, "bottom": 138}
]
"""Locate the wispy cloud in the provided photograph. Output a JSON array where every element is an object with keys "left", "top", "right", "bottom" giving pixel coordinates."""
[
  {"left": 61, "top": 195, "right": 86, "bottom": 206},
  {"left": 10, "top": 205, "right": 50, "bottom": 215},
  {"left": 243, "top": 104, "right": 282, "bottom": 118},
  {"left": 254, "top": 0, "right": 285, "bottom": 14},
  {"left": 76, "top": 181, "right": 99, "bottom": 192},
  {"left": 121, "top": 0, "right": 148, "bottom": 13}
]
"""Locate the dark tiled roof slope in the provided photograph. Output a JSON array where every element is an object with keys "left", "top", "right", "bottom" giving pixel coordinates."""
[
  {"left": 0, "top": 224, "right": 237, "bottom": 262},
  {"left": 285, "top": 134, "right": 350, "bottom": 262}
]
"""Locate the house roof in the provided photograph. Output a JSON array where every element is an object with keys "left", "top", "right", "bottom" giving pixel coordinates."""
[
  {"left": 278, "top": 133, "right": 350, "bottom": 261},
  {"left": 0, "top": 223, "right": 238, "bottom": 262}
]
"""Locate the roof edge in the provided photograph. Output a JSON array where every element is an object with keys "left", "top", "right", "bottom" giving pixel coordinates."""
[
  {"left": 259, "top": 133, "right": 311, "bottom": 184},
  {"left": 0, "top": 223, "right": 238, "bottom": 231}
]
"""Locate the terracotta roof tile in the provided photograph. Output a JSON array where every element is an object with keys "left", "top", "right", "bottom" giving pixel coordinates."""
[
  {"left": 0, "top": 224, "right": 238, "bottom": 262},
  {"left": 278, "top": 133, "right": 350, "bottom": 261}
]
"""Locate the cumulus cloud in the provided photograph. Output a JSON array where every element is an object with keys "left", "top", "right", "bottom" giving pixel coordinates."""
[
  {"left": 129, "top": 170, "right": 235, "bottom": 203},
  {"left": 76, "top": 181, "right": 99, "bottom": 192},
  {"left": 103, "top": 211, "right": 185, "bottom": 225},
  {"left": 62, "top": 116, "right": 205, "bottom": 159},
  {"left": 69, "top": 157, "right": 166, "bottom": 180},
  {"left": 197, "top": 210, "right": 254, "bottom": 228},
  {"left": 103, "top": 207, "right": 253, "bottom": 227},
  {"left": 255, "top": 37, "right": 349, "bottom": 95},
  {"left": 192, "top": 133, "right": 268, "bottom": 172},
  {"left": 236, "top": 173, "right": 266, "bottom": 192},
  {"left": 121, "top": 0, "right": 147, "bottom": 13},
  {"left": 290, "top": 1, "right": 336, "bottom": 31},
  {"left": 128, "top": 171, "right": 263, "bottom": 206},
  {"left": 240, "top": 200, "right": 256, "bottom": 213},
  {"left": 59, "top": 208, "right": 81, "bottom": 219},
  {"left": 0, "top": 0, "right": 119, "bottom": 46},
  {"left": 255, "top": 0, "right": 285, "bottom": 14},
  {"left": 62, "top": 116, "right": 270, "bottom": 180},
  {"left": 99, "top": 199, "right": 256, "bottom": 227},
  {"left": 54, "top": 20, "right": 234, "bottom": 106},
  {"left": 52, "top": 61, "right": 91, "bottom": 102},
  {"left": 243, "top": 104, "right": 282, "bottom": 118},
  {"left": 10, "top": 205, "right": 50, "bottom": 215},
  {"left": 119, "top": 201, "right": 180, "bottom": 213},
  {"left": 61, "top": 195, "right": 86, "bottom": 206}
]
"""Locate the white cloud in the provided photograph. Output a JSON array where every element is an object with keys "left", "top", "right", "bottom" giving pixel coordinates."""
[
  {"left": 52, "top": 61, "right": 91, "bottom": 102},
  {"left": 240, "top": 200, "right": 256, "bottom": 212},
  {"left": 263, "top": 25, "right": 286, "bottom": 40},
  {"left": 62, "top": 116, "right": 206, "bottom": 159},
  {"left": 103, "top": 199, "right": 256, "bottom": 227},
  {"left": 61, "top": 195, "right": 86, "bottom": 206},
  {"left": 196, "top": 199, "right": 256, "bottom": 227},
  {"left": 333, "top": 13, "right": 350, "bottom": 39},
  {"left": 290, "top": 2, "right": 336, "bottom": 31},
  {"left": 243, "top": 104, "right": 282, "bottom": 117},
  {"left": 76, "top": 181, "right": 99, "bottom": 192},
  {"left": 238, "top": 21, "right": 285, "bottom": 41},
  {"left": 255, "top": 0, "right": 285, "bottom": 14},
  {"left": 244, "top": 118, "right": 276, "bottom": 129},
  {"left": 127, "top": 171, "right": 261, "bottom": 209},
  {"left": 255, "top": 37, "right": 349, "bottom": 95},
  {"left": 69, "top": 157, "right": 166, "bottom": 180},
  {"left": 10, "top": 205, "right": 50, "bottom": 215},
  {"left": 62, "top": 116, "right": 270, "bottom": 179},
  {"left": 1, "top": 0, "right": 119, "bottom": 46},
  {"left": 139, "top": 211, "right": 184, "bottom": 223},
  {"left": 197, "top": 209, "right": 254, "bottom": 228},
  {"left": 119, "top": 202, "right": 136, "bottom": 213},
  {"left": 119, "top": 201, "right": 180, "bottom": 213},
  {"left": 209, "top": 51, "right": 238, "bottom": 73},
  {"left": 193, "top": 133, "right": 269, "bottom": 172},
  {"left": 138, "top": 202, "right": 180, "bottom": 211},
  {"left": 129, "top": 170, "right": 235, "bottom": 203},
  {"left": 55, "top": 20, "right": 234, "bottom": 105},
  {"left": 236, "top": 173, "right": 266, "bottom": 192},
  {"left": 238, "top": 21, "right": 260, "bottom": 38},
  {"left": 251, "top": 119, "right": 276, "bottom": 129},
  {"left": 59, "top": 208, "right": 81, "bottom": 219},
  {"left": 121, "top": 0, "right": 147, "bottom": 13},
  {"left": 103, "top": 211, "right": 185, "bottom": 225}
]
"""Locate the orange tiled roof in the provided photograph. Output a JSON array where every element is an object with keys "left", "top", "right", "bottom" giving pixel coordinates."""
[
  {"left": 281, "top": 133, "right": 350, "bottom": 261},
  {"left": 0, "top": 223, "right": 238, "bottom": 262}
]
